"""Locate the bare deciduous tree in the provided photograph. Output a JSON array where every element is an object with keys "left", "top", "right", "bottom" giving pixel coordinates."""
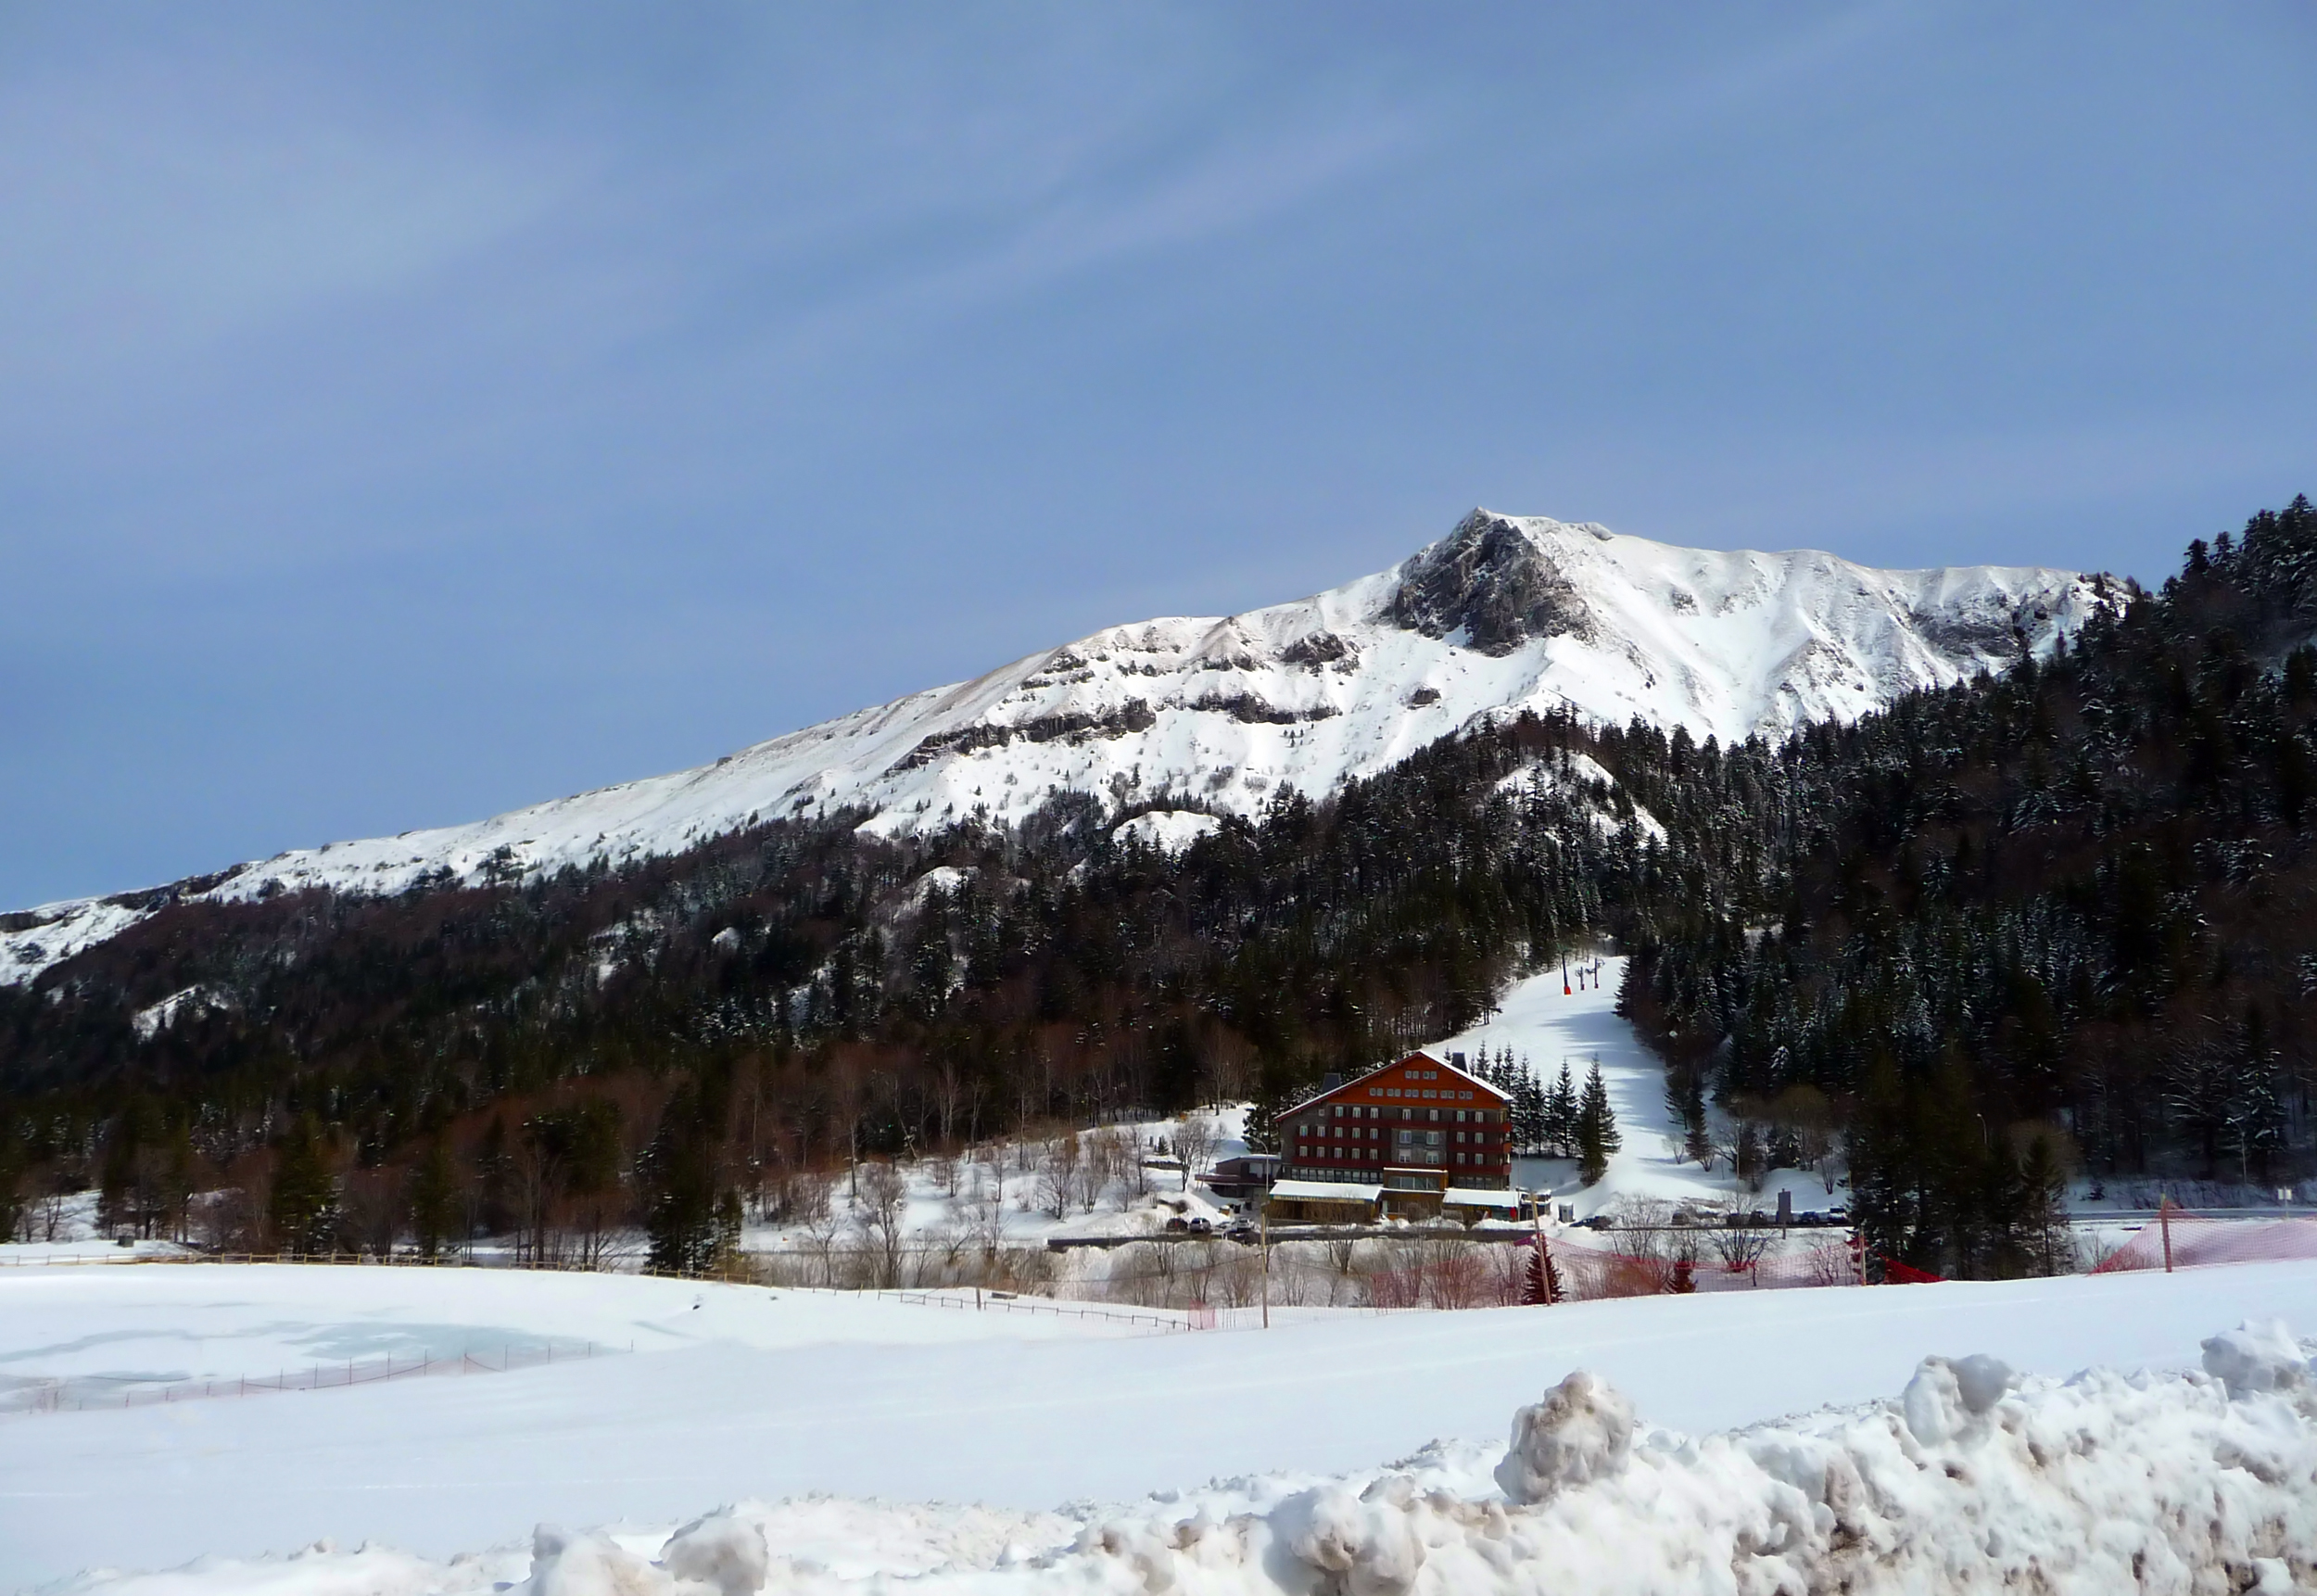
[
  {"left": 1704, "top": 1201, "right": 1774, "bottom": 1274},
  {"left": 855, "top": 1160, "right": 910, "bottom": 1286},
  {"left": 961, "top": 1162, "right": 1007, "bottom": 1254},
  {"left": 1036, "top": 1134, "right": 1082, "bottom": 1221},
  {"left": 801, "top": 1192, "right": 844, "bottom": 1286},
  {"left": 1118, "top": 1126, "right": 1152, "bottom": 1199},
  {"left": 1173, "top": 1116, "right": 1217, "bottom": 1193}
]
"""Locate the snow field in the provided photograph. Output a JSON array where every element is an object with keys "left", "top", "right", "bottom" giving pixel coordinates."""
[
  {"left": 16, "top": 1260, "right": 2317, "bottom": 1589},
  {"left": 1438, "top": 956, "right": 1846, "bottom": 1223},
  {"left": 36, "top": 1284, "right": 2317, "bottom": 1596}
]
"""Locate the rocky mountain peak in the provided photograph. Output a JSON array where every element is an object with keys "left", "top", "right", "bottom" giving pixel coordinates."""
[{"left": 1387, "top": 510, "right": 1595, "bottom": 655}]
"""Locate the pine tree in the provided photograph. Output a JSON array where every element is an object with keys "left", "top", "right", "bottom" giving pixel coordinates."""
[
  {"left": 714, "top": 1186, "right": 745, "bottom": 1270},
  {"left": 1576, "top": 1061, "right": 1619, "bottom": 1185},
  {"left": 1665, "top": 1067, "right": 1710, "bottom": 1167},
  {"left": 409, "top": 1134, "right": 461, "bottom": 1259},
  {"left": 2016, "top": 1133, "right": 2070, "bottom": 1276},
  {"left": 0, "top": 1121, "right": 23, "bottom": 1244},
  {"left": 1513, "top": 1067, "right": 1547, "bottom": 1152},
  {"left": 642, "top": 1078, "right": 724, "bottom": 1273},
  {"left": 268, "top": 1114, "right": 336, "bottom": 1255},
  {"left": 1681, "top": 1072, "right": 1712, "bottom": 1168},
  {"left": 1523, "top": 1235, "right": 1564, "bottom": 1305},
  {"left": 1545, "top": 1063, "right": 1578, "bottom": 1158}
]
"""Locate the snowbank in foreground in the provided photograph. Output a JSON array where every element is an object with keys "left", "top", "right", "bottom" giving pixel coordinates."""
[{"left": 52, "top": 1321, "right": 2317, "bottom": 1596}]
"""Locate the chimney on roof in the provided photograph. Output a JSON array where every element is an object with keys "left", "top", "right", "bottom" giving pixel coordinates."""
[
  {"left": 1450, "top": 1051, "right": 1467, "bottom": 1070},
  {"left": 1321, "top": 1072, "right": 1344, "bottom": 1093}
]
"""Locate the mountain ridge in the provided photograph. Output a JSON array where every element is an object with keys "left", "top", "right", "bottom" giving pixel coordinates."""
[{"left": 0, "top": 509, "right": 2122, "bottom": 986}]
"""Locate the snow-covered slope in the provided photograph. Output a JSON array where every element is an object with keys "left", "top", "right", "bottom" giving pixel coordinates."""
[{"left": 0, "top": 511, "right": 2120, "bottom": 985}]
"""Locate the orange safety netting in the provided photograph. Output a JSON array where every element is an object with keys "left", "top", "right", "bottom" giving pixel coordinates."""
[
  {"left": 1545, "top": 1234, "right": 1868, "bottom": 1300},
  {"left": 2088, "top": 1207, "right": 2317, "bottom": 1273}
]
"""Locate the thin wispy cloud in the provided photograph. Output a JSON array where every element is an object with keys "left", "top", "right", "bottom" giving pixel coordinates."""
[{"left": 2, "top": 6, "right": 2311, "bottom": 905}]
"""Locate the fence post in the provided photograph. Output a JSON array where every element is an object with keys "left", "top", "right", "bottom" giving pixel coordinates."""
[
  {"left": 1260, "top": 1203, "right": 1270, "bottom": 1330},
  {"left": 2160, "top": 1196, "right": 2175, "bottom": 1274}
]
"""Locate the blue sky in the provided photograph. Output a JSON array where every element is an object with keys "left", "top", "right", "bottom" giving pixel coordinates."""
[{"left": 5, "top": 4, "right": 2313, "bottom": 906}]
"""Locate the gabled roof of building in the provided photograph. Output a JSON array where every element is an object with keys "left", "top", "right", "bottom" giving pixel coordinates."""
[{"left": 1290, "top": 1049, "right": 1512, "bottom": 1112}]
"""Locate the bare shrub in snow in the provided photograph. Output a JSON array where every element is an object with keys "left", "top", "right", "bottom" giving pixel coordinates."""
[
  {"left": 1413, "top": 1239, "right": 1490, "bottom": 1310},
  {"left": 769, "top": 1170, "right": 829, "bottom": 1229},
  {"left": 912, "top": 1220, "right": 969, "bottom": 1286},
  {"left": 1803, "top": 1235, "right": 1855, "bottom": 1286},
  {"left": 1212, "top": 1244, "right": 1262, "bottom": 1309},
  {"left": 960, "top": 1166, "right": 1007, "bottom": 1254},
  {"left": 1599, "top": 1196, "right": 1701, "bottom": 1292},
  {"left": 798, "top": 1197, "right": 843, "bottom": 1287},
  {"left": 1108, "top": 1241, "right": 1172, "bottom": 1308},
  {"left": 1485, "top": 1240, "right": 1530, "bottom": 1304},
  {"left": 1702, "top": 1203, "right": 1773, "bottom": 1275},
  {"left": 193, "top": 1184, "right": 260, "bottom": 1252},
  {"left": 924, "top": 1153, "right": 959, "bottom": 1199}
]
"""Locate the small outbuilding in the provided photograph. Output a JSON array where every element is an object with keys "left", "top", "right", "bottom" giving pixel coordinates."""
[
  {"left": 1263, "top": 1179, "right": 1383, "bottom": 1224},
  {"left": 1442, "top": 1187, "right": 1526, "bottom": 1224}
]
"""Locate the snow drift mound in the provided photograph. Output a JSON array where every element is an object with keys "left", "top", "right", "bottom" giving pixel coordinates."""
[
  {"left": 49, "top": 1329, "right": 2317, "bottom": 1596},
  {"left": 1065, "top": 1320, "right": 2317, "bottom": 1596}
]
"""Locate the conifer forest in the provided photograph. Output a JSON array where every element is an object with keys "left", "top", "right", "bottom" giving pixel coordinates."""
[{"left": 5, "top": 499, "right": 2315, "bottom": 1278}]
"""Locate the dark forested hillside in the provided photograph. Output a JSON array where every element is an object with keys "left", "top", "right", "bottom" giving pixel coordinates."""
[
  {"left": 7, "top": 497, "right": 2313, "bottom": 1279},
  {"left": 0, "top": 705, "right": 1739, "bottom": 1263},
  {"left": 1630, "top": 496, "right": 2317, "bottom": 1275}
]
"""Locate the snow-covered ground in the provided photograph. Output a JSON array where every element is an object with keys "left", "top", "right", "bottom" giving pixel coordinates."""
[
  {"left": 2, "top": 512, "right": 2114, "bottom": 986},
  {"left": 0, "top": 1190, "right": 196, "bottom": 1265},
  {"left": 1436, "top": 955, "right": 1836, "bottom": 1222},
  {"left": 732, "top": 1108, "right": 1250, "bottom": 1273},
  {"left": 13, "top": 1259, "right": 2317, "bottom": 1590}
]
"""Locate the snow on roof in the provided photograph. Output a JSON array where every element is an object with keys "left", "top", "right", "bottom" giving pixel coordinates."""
[
  {"left": 1268, "top": 1180, "right": 1382, "bottom": 1203},
  {"left": 1442, "top": 1188, "right": 1522, "bottom": 1209}
]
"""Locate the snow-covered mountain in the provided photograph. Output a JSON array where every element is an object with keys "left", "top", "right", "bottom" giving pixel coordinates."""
[{"left": 1, "top": 511, "right": 2121, "bottom": 985}]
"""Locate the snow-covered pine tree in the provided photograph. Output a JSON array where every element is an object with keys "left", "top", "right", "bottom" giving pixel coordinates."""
[
  {"left": 1545, "top": 1062, "right": 1578, "bottom": 1157},
  {"left": 1513, "top": 1065, "right": 1548, "bottom": 1153},
  {"left": 1576, "top": 1060, "right": 1619, "bottom": 1185}
]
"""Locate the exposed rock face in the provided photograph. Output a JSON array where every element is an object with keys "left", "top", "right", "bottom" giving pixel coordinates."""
[
  {"left": 1388, "top": 511, "right": 1593, "bottom": 655},
  {"left": 2, "top": 506, "right": 2117, "bottom": 987}
]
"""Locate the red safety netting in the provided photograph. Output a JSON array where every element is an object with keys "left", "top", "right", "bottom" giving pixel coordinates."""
[
  {"left": 2089, "top": 1208, "right": 2317, "bottom": 1274},
  {"left": 1546, "top": 1233, "right": 1868, "bottom": 1300}
]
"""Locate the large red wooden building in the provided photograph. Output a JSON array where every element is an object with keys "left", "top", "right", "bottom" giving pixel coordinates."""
[{"left": 1272, "top": 1051, "right": 1513, "bottom": 1214}]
